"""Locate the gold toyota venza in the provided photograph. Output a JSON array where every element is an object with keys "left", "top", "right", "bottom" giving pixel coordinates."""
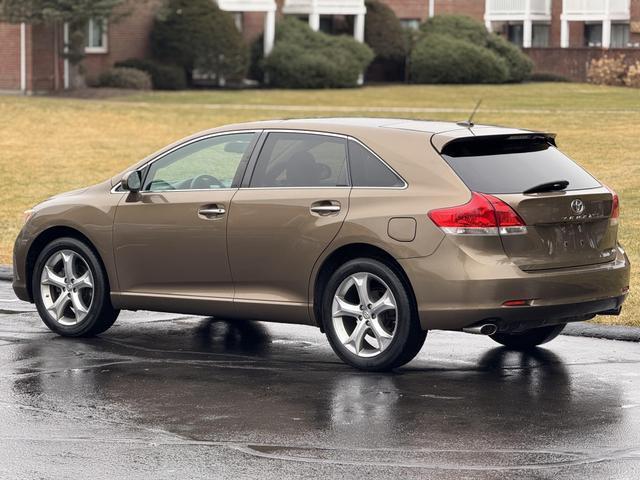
[{"left": 13, "top": 118, "right": 631, "bottom": 371}]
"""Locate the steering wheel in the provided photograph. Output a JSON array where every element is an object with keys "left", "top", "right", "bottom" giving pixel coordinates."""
[{"left": 190, "top": 174, "right": 224, "bottom": 190}]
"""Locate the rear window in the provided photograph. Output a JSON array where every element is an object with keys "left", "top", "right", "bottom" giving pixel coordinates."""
[{"left": 441, "top": 136, "right": 600, "bottom": 194}]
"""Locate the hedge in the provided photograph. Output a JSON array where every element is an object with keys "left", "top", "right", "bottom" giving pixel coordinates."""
[
  {"left": 410, "top": 34, "right": 509, "bottom": 84},
  {"left": 264, "top": 19, "right": 374, "bottom": 88},
  {"left": 115, "top": 58, "right": 187, "bottom": 90},
  {"left": 97, "top": 67, "right": 152, "bottom": 90},
  {"left": 414, "top": 15, "right": 533, "bottom": 83}
]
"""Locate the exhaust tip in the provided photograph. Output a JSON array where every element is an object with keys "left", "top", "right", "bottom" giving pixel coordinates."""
[
  {"left": 463, "top": 323, "right": 498, "bottom": 336},
  {"left": 479, "top": 324, "right": 498, "bottom": 335}
]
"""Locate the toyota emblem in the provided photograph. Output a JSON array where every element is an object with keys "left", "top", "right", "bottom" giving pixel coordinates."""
[{"left": 570, "top": 199, "right": 585, "bottom": 214}]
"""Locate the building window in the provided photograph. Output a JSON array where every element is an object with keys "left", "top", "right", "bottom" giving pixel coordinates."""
[
  {"left": 399, "top": 19, "right": 420, "bottom": 30},
  {"left": 532, "top": 23, "right": 550, "bottom": 47},
  {"left": 611, "top": 23, "right": 630, "bottom": 48},
  {"left": 85, "top": 18, "right": 107, "bottom": 53},
  {"left": 507, "top": 23, "right": 524, "bottom": 46},
  {"left": 584, "top": 23, "right": 602, "bottom": 47}
]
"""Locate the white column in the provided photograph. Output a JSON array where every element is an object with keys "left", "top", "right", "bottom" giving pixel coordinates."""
[
  {"left": 354, "top": 13, "right": 365, "bottom": 42},
  {"left": 523, "top": 19, "right": 533, "bottom": 48},
  {"left": 523, "top": 0, "right": 532, "bottom": 48},
  {"left": 602, "top": 19, "right": 612, "bottom": 48},
  {"left": 484, "top": 0, "right": 492, "bottom": 31},
  {"left": 309, "top": 13, "right": 320, "bottom": 31},
  {"left": 428, "top": 0, "right": 435, "bottom": 18},
  {"left": 20, "top": 22, "right": 27, "bottom": 93},
  {"left": 602, "top": 0, "right": 612, "bottom": 49},
  {"left": 560, "top": 18, "right": 569, "bottom": 48},
  {"left": 63, "top": 22, "right": 70, "bottom": 89},
  {"left": 264, "top": 9, "right": 276, "bottom": 55}
]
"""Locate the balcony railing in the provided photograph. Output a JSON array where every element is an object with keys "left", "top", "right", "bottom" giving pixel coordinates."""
[
  {"left": 486, "top": 0, "right": 551, "bottom": 17},
  {"left": 217, "top": 0, "right": 275, "bottom": 12},
  {"left": 282, "top": 0, "right": 366, "bottom": 15},
  {"left": 562, "top": 0, "right": 630, "bottom": 18}
]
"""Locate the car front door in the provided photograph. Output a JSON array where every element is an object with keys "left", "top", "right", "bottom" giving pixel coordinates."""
[
  {"left": 113, "top": 131, "right": 258, "bottom": 310},
  {"left": 227, "top": 131, "right": 351, "bottom": 323}
]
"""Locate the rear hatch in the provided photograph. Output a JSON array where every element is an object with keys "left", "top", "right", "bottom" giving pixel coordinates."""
[{"left": 438, "top": 133, "right": 618, "bottom": 271}]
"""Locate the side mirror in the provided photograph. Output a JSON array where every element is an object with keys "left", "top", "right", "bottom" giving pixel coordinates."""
[{"left": 121, "top": 170, "right": 142, "bottom": 193}]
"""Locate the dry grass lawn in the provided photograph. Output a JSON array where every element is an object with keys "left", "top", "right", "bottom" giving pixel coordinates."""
[{"left": 0, "top": 83, "right": 638, "bottom": 325}]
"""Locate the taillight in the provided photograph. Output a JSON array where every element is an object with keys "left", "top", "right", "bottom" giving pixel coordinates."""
[
  {"left": 611, "top": 192, "right": 620, "bottom": 219},
  {"left": 604, "top": 185, "right": 620, "bottom": 224},
  {"left": 428, "top": 192, "right": 527, "bottom": 236}
]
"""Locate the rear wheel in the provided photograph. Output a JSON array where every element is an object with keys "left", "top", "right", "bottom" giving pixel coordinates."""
[
  {"left": 490, "top": 323, "right": 566, "bottom": 350},
  {"left": 32, "top": 237, "right": 119, "bottom": 337},
  {"left": 322, "top": 258, "right": 426, "bottom": 371}
]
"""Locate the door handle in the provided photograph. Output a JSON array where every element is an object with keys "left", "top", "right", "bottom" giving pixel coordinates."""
[
  {"left": 198, "top": 206, "right": 226, "bottom": 218},
  {"left": 310, "top": 201, "right": 341, "bottom": 215}
]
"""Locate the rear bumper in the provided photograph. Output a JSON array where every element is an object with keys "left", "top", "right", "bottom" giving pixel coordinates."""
[{"left": 399, "top": 239, "right": 631, "bottom": 331}]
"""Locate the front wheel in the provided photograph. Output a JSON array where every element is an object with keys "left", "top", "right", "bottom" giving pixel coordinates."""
[
  {"left": 32, "top": 237, "right": 119, "bottom": 337},
  {"left": 322, "top": 258, "right": 426, "bottom": 371},
  {"left": 490, "top": 323, "right": 566, "bottom": 350}
]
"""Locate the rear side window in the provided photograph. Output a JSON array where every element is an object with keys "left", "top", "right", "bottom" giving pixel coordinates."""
[
  {"left": 348, "top": 140, "right": 405, "bottom": 188},
  {"left": 441, "top": 136, "right": 600, "bottom": 194},
  {"left": 250, "top": 132, "right": 349, "bottom": 187}
]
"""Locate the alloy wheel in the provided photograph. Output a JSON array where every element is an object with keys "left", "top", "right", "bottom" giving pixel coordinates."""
[
  {"left": 40, "top": 249, "right": 94, "bottom": 326},
  {"left": 331, "top": 272, "right": 397, "bottom": 358}
]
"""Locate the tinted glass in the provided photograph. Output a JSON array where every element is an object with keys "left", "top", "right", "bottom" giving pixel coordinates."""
[
  {"left": 143, "top": 133, "right": 254, "bottom": 191},
  {"left": 441, "top": 137, "right": 600, "bottom": 194},
  {"left": 348, "top": 140, "right": 404, "bottom": 188},
  {"left": 250, "top": 133, "right": 348, "bottom": 188}
]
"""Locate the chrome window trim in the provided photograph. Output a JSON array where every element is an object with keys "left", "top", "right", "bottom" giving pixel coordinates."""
[
  {"left": 111, "top": 128, "right": 409, "bottom": 193},
  {"left": 110, "top": 130, "right": 260, "bottom": 194}
]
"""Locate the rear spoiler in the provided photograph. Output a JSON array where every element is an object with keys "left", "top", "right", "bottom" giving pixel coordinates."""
[
  {"left": 438, "top": 133, "right": 558, "bottom": 157},
  {"left": 431, "top": 130, "right": 557, "bottom": 153}
]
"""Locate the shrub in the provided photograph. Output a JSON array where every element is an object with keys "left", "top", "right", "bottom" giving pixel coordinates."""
[
  {"left": 415, "top": 15, "right": 533, "bottom": 84},
  {"left": 115, "top": 58, "right": 187, "bottom": 90},
  {"left": 364, "top": 0, "right": 406, "bottom": 61},
  {"left": 486, "top": 35, "right": 533, "bottom": 82},
  {"left": 364, "top": 0, "right": 407, "bottom": 81},
  {"left": 587, "top": 55, "right": 627, "bottom": 86},
  {"left": 264, "top": 19, "right": 374, "bottom": 88},
  {"left": 97, "top": 67, "right": 152, "bottom": 90},
  {"left": 420, "top": 14, "right": 488, "bottom": 46},
  {"left": 528, "top": 72, "right": 569, "bottom": 82},
  {"left": 410, "top": 34, "right": 509, "bottom": 84},
  {"left": 151, "top": 0, "right": 248, "bottom": 84},
  {"left": 624, "top": 61, "right": 640, "bottom": 88}
]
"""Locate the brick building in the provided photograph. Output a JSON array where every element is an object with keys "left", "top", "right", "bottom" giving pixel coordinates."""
[{"left": 1, "top": 0, "right": 640, "bottom": 92}]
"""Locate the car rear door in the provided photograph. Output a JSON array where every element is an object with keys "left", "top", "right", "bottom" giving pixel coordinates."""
[
  {"left": 227, "top": 131, "right": 351, "bottom": 322},
  {"left": 439, "top": 134, "right": 618, "bottom": 271}
]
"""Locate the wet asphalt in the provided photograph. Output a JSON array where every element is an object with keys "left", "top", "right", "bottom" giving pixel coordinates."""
[{"left": 0, "top": 281, "right": 639, "bottom": 479}]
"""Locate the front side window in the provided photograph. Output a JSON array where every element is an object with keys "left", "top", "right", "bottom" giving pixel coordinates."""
[
  {"left": 85, "top": 18, "right": 107, "bottom": 52},
  {"left": 143, "top": 133, "right": 255, "bottom": 191},
  {"left": 250, "top": 132, "right": 349, "bottom": 188},
  {"left": 348, "top": 140, "right": 405, "bottom": 188}
]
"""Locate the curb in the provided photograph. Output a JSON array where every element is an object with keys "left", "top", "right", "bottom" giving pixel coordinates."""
[
  {"left": 0, "top": 265, "right": 11, "bottom": 282},
  {"left": 562, "top": 322, "right": 640, "bottom": 343},
  {"left": 0, "top": 264, "right": 637, "bottom": 342}
]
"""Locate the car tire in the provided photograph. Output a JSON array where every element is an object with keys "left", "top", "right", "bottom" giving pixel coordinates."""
[
  {"left": 322, "top": 258, "right": 426, "bottom": 372},
  {"left": 32, "top": 237, "right": 119, "bottom": 337},
  {"left": 489, "top": 323, "right": 566, "bottom": 350}
]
